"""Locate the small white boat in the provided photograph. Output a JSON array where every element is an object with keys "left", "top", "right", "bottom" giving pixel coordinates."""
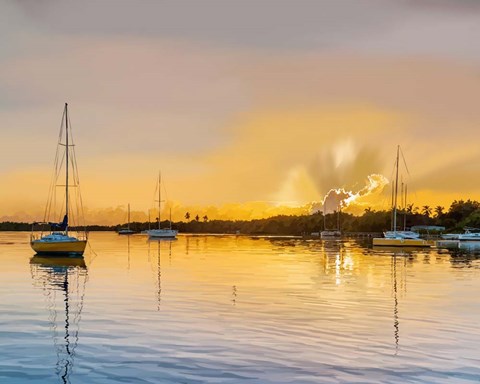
[
  {"left": 442, "top": 228, "right": 480, "bottom": 241},
  {"left": 441, "top": 233, "right": 460, "bottom": 240},
  {"left": 146, "top": 172, "right": 178, "bottom": 240},
  {"left": 458, "top": 228, "right": 480, "bottom": 241},
  {"left": 146, "top": 228, "right": 178, "bottom": 239},
  {"left": 321, "top": 201, "right": 341, "bottom": 239},
  {"left": 118, "top": 203, "right": 136, "bottom": 235},
  {"left": 321, "top": 230, "right": 341, "bottom": 238},
  {"left": 383, "top": 230, "right": 420, "bottom": 239}
]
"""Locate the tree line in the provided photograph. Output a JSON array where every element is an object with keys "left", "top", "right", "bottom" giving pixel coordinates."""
[{"left": 1, "top": 199, "right": 479, "bottom": 235}]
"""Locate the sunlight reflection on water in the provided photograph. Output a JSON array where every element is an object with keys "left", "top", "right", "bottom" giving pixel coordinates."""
[{"left": 1, "top": 232, "right": 480, "bottom": 383}]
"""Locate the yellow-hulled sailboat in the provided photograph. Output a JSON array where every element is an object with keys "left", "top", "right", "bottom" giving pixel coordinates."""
[
  {"left": 30, "top": 103, "right": 88, "bottom": 256},
  {"left": 372, "top": 145, "right": 431, "bottom": 248}
]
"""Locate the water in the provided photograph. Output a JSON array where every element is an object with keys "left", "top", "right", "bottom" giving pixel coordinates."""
[{"left": 1, "top": 232, "right": 480, "bottom": 383}]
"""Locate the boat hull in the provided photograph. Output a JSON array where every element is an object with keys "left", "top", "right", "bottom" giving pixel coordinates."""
[
  {"left": 321, "top": 230, "right": 341, "bottom": 239},
  {"left": 118, "top": 230, "right": 136, "bottom": 235},
  {"left": 146, "top": 229, "right": 178, "bottom": 239},
  {"left": 30, "top": 239, "right": 87, "bottom": 256},
  {"left": 458, "top": 234, "right": 480, "bottom": 241},
  {"left": 373, "top": 238, "right": 432, "bottom": 247}
]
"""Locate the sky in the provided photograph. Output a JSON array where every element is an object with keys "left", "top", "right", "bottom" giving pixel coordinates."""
[{"left": 1, "top": 0, "right": 480, "bottom": 225}]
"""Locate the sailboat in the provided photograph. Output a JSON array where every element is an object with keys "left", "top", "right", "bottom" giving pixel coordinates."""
[
  {"left": 118, "top": 203, "right": 136, "bottom": 235},
  {"left": 30, "top": 103, "right": 88, "bottom": 256},
  {"left": 321, "top": 203, "right": 342, "bottom": 239},
  {"left": 373, "top": 145, "right": 431, "bottom": 247},
  {"left": 146, "top": 172, "right": 178, "bottom": 239}
]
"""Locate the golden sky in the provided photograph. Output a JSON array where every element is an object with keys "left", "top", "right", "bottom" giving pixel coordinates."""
[{"left": 1, "top": 1, "right": 480, "bottom": 225}]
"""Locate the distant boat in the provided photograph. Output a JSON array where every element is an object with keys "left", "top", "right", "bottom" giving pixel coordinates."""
[
  {"left": 383, "top": 230, "right": 420, "bottom": 240},
  {"left": 118, "top": 203, "right": 136, "bottom": 235},
  {"left": 442, "top": 227, "right": 480, "bottom": 241},
  {"left": 373, "top": 145, "right": 430, "bottom": 248},
  {"left": 30, "top": 103, "right": 88, "bottom": 256},
  {"left": 321, "top": 202, "right": 341, "bottom": 239},
  {"left": 321, "top": 230, "right": 342, "bottom": 238},
  {"left": 146, "top": 172, "right": 178, "bottom": 239}
]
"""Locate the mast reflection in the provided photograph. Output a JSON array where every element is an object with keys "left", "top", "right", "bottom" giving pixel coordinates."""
[
  {"left": 30, "top": 256, "right": 88, "bottom": 384},
  {"left": 391, "top": 254, "right": 407, "bottom": 355},
  {"left": 148, "top": 238, "right": 174, "bottom": 311}
]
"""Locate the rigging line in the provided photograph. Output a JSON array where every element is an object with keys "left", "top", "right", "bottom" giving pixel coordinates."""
[
  {"left": 162, "top": 178, "right": 169, "bottom": 202},
  {"left": 46, "top": 149, "right": 66, "bottom": 223},
  {"left": 78, "top": 186, "right": 87, "bottom": 234},
  {"left": 72, "top": 146, "right": 85, "bottom": 230},
  {"left": 86, "top": 243, "right": 98, "bottom": 265},
  {"left": 399, "top": 146, "right": 410, "bottom": 176},
  {"left": 70, "top": 145, "right": 80, "bottom": 230},
  {"left": 44, "top": 120, "right": 64, "bottom": 221},
  {"left": 68, "top": 114, "right": 87, "bottom": 234}
]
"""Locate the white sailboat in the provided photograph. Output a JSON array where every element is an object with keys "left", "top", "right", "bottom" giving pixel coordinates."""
[
  {"left": 321, "top": 203, "right": 341, "bottom": 239},
  {"left": 441, "top": 227, "right": 480, "bottom": 241},
  {"left": 118, "top": 203, "right": 136, "bottom": 235},
  {"left": 146, "top": 172, "right": 178, "bottom": 239},
  {"left": 373, "top": 145, "right": 431, "bottom": 247},
  {"left": 30, "top": 103, "right": 88, "bottom": 256}
]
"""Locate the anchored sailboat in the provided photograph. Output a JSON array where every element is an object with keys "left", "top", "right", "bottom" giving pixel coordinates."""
[
  {"left": 118, "top": 203, "right": 136, "bottom": 235},
  {"left": 30, "top": 103, "right": 88, "bottom": 256},
  {"left": 146, "top": 172, "right": 178, "bottom": 239},
  {"left": 373, "top": 145, "right": 431, "bottom": 247},
  {"left": 321, "top": 203, "right": 342, "bottom": 239}
]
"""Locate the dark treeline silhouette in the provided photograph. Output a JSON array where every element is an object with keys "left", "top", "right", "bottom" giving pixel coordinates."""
[{"left": 2, "top": 199, "right": 480, "bottom": 235}]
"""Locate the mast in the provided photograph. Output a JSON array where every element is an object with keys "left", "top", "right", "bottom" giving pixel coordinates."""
[
  {"left": 65, "top": 103, "right": 69, "bottom": 236},
  {"left": 127, "top": 203, "right": 130, "bottom": 231},
  {"left": 337, "top": 203, "right": 341, "bottom": 232},
  {"left": 323, "top": 202, "right": 326, "bottom": 230},
  {"left": 393, "top": 145, "right": 400, "bottom": 234},
  {"left": 403, "top": 184, "right": 408, "bottom": 231},
  {"left": 169, "top": 208, "right": 172, "bottom": 230},
  {"left": 158, "top": 171, "right": 161, "bottom": 230}
]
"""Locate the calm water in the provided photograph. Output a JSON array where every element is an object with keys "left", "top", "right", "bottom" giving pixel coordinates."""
[{"left": 1, "top": 232, "right": 480, "bottom": 383}]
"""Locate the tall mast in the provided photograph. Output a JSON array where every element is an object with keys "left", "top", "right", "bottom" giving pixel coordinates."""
[
  {"left": 127, "top": 203, "right": 130, "bottom": 230},
  {"left": 390, "top": 180, "right": 395, "bottom": 231},
  {"left": 337, "top": 203, "right": 341, "bottom": 231},
  {"left": 323, "top": 201, "right": 326, "bottom": 230},
  {"left": 158, "top": 171, "right": 161, "bottom": 230},
  {"left": 393, "top": 145, "right": 400, "bottom": 233},
  {"left": 65, "top": 103, "right": 69, "bottom": 236}
]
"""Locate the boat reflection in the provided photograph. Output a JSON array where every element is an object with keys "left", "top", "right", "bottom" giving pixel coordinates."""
[
  {"left": 436, "top": 241, "right": 480, "bottom": 267},
  {"left": 148, "top": 238, "right": 174, "bottom": 311},
  {"left": 30, "top": 256, "right": 88, "bottom": 384}
]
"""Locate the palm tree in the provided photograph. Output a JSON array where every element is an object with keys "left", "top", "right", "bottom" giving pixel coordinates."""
[
  {"left": 203, "top": 215, "right": 208, "bottom": 222},
  {"left": 185, "top": 212, "right": 190, "bottom": 220},
  {"left": 434, "top": 206, "right": 444, "bottom": 218},
  {"left": 422, "top": 205, "right": 432, "bottom": 218},
  {"left": 195, "top": 214, "right": 200, "bottom": 222}
]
